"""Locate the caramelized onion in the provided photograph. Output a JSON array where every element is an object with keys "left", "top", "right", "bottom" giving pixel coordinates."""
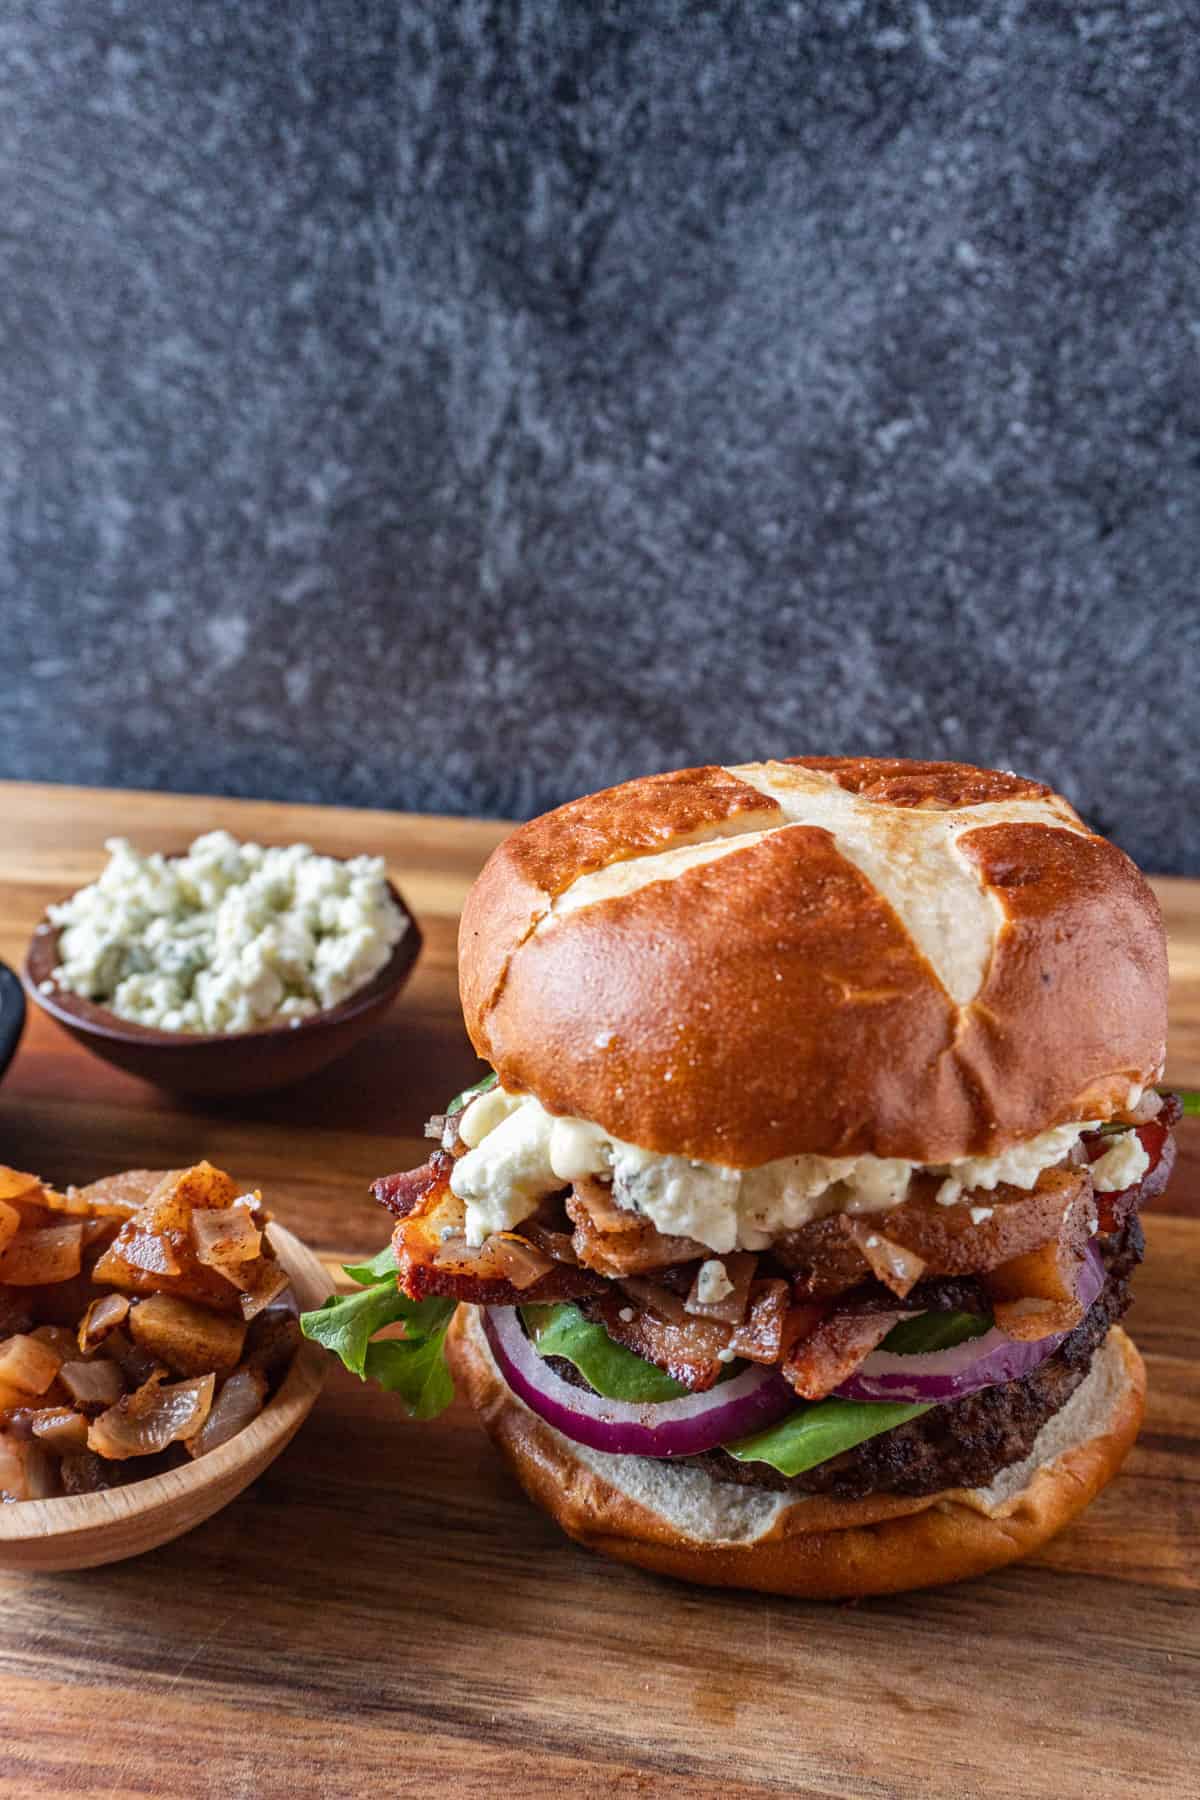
[
  {"left": 100, "top": 1328, "right": 161, "bottom": 1389},
  {"left": 129, "top": 1294, "right": 247, "bottom": 1377},
  {"left": 0, "top": 1431, "right": 57, "bottom": 1500},
  {"left": 31, "top": 1408, "right": 90, "bottom": 1452},
  {"left": 520, "top": 1220, "right": 580, "bottom": 1267},
  {"left": 39, "top": 1186, "right": 137, "bottom": 1221},
  {"left": 0, "top": 1167, "right": 43, "bottom": 1204},
  {"left": 846, "top": 1223, "right": 927, "bottom": 1298},
  {"left": 984, "top": 1231, "right": 1091, "bottom": 1310},
  {"left": 59, "top": 1358, "right": 126, "bottom": 1412},
  {"left": 0, "top": 1293, "right": 33, "bottom": 1337},
  {"left": 0, "top": 1221, "right": 84, "bottom": 1286},
  {"left": 566, "top": 1184, "right": 710, "bottom": 1275},
  {"left": 243, "top": 1307, "right": 302, "bottom": 1376},
  {"left": 0, "top": 1160, "right": 293, "bottom": 1498},
  {"left": 592, "top": 1292, "right": 730, "bottom": 1390},
  {"left": 233, "top": 1260, "right": 291, "bottom": 1321},
  {"left": 191, "top": 1203, "right": 262, "bottom": 1271},
  {"left": 32, "top": 1323, "right": 79, "bottom": 1361},
  {"left": 81, "top": 1217, "right": 121, "bottom": 1255},
  {"left": 0, "top": 1333, "right": 63, "bottom": 1396},
  {"left": 434, "top": 1232, "right": 553, "bottom": 1291},
  {"left": 88, "top": 1372, "right": 215, "bottom": 1460},
  {"left": 186, "top": 1367, "right": 267, "bottom": 1457},
  {"left": 570, "top": 1177, "right": 637, "bottom": 1236},
  {"left": 0, "top": 1199, "right": 19, "bottom": 1254},
  {"left": 101, "top": 1230, "right": 182, "bottom": 1279},
  {"left": 78, "top": 1293, "right": 131, "bottom": 1354},
  {"left": 59, "top": 1450, "right": 111, "bottom": 1494},
  {"left": 616, "top": 1277, "right": 691, "bottom": 1325}
]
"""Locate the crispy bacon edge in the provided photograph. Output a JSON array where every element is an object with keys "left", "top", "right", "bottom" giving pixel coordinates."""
[
  {"left": 376, "top": 1156, "right": 606, "bottom": 1307},
  {"left": 366, "top": 1104, "right": 1177, "bottom": 1394}
]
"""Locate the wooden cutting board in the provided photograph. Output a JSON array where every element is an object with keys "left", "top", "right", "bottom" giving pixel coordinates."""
[{"left": 0, "top": 781, "right": 1195, "bottom": 1800}]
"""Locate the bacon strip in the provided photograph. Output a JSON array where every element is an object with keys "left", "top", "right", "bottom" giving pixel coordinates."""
[
  {"left": 990, "top": 1294, "right": 1082, "bottom": 1342},
  {"left": 777, "top": 1165, "right": 1093, "bottom": 1299},
  {"left": 392, "top": 1217, "right": 606, "bottom": 1306},
  {"left": 386, "top": 1169, "right": 605, "bottom": 1306},
  {"left": 782, "top": 1310, "right": 903, "bottom": 1402},
  {"left": 373, "top": 1158, "right": 450, "bottom": 1219},
  {"left": 587, "top": 1292, "right": 729, "bottom": 1392},
  {"left": 684, "top": 1252, "right": 758, "bottom": 1324},
  {"left": 566, "top": 1183, "right": 711, "bottom": 1276},
  {"left": 726, "top": 1281, "right": 797, "bottom": 1364}
]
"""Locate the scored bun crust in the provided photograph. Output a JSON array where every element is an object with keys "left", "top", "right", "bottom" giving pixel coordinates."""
[
  {"left": 448, "top": 1308, "right": 1146, "bottom": 1600},
  {"left": 459, "top": 757, "right": 1167, "bottom": 1164}
]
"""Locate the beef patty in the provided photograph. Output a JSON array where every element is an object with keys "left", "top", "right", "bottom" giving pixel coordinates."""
[
  {"left": 537, "top": 1220, "right": 1142, "bottom": 1502},
  {"left": 689, "top": 1219, "right": 1143, "bottom": 1500}
]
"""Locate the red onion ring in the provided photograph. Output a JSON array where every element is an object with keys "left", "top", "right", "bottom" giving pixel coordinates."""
[
  {"left": 834, "top": 1243, "right": 1105, "bottom": 1404},
  {"left": 482, "top": 1306, "right": 795, "bottom": 1458}
]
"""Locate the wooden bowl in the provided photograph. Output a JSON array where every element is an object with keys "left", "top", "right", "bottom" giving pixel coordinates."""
[
  {"left": 0, "top": 959, "right": 25, "bottom": 1084},
  {"left": 0, "top": 1223, "right": 329, "bottom": 1573},
  {"left": 24, "top": 876, "right": 422, "bottom": 1097}
]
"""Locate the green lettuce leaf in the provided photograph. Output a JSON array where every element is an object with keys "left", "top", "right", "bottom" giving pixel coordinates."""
[
  {"left": 880, "top": 1310, "right": 992, "bottom": 1355},
  {"left": 447, "top": 1069, "right": 499, "bottom": 1115},
  {"left": 522, "top": 1304, "right": 942, "bottom": 1477},
  {"left": 1175, "top": 1088, "right": 1200, "bottom": 1118},
  {"left": 726, "top": 1396, "right": 931, "bottom": 1478},
  {"left": 522, "top": 1302, "right": 687, "bottom": 1402},
  {"left": 300, "top": 1249, "right": 457, "bottom": 1419},
  {"left": 343, "top": 1243, "right": 401, "bottom": 1286},
  {"left": 361, "top": 1331, "right": 456, "bottom": 1421}
]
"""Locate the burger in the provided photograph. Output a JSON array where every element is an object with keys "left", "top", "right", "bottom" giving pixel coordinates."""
[{"left": 305, "top": 756, "right": 1178, "bottom": 1598}]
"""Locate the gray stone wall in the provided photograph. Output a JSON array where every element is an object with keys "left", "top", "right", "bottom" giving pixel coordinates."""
[{"left": 1, "top": 3, "right": 1196, "bottom": 870}]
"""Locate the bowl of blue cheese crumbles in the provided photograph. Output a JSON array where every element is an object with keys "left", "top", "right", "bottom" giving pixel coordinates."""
[{"left": 24, "top": 832, "right": 422, "bottom": 1095}]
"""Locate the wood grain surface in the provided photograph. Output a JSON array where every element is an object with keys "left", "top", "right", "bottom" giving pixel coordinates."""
[{"left": 0, "top": 781, "right": 1196, "bottom": 1800}]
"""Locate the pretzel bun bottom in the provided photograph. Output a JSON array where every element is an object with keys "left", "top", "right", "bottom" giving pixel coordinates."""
[{"left": 448, "top": 1310, "right": 1145, "bottom": 1599}]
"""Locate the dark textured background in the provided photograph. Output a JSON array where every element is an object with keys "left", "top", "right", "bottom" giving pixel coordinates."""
[{"left": 1, "top": 2, "right": 1196, "bottom": 869}]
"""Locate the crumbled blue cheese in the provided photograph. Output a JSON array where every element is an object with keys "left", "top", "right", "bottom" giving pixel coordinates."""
[
  {"left": 48, "top": 831, "right": 407, "bottom": 1034},
  {"left": 695, "top": 1259, "right": 734, "bottom": 1304},
  {"left": 934, "top": 1120, "right": 1093, "bottom": 1193},
  {"left": 450, "top": 1082, "right": 1106, "bottom": 1253},
  {"left": 1089, "top": 1131, "right": 1150, "bottom": 1193}
]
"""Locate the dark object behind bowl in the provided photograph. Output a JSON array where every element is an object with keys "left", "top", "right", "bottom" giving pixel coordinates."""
[
  {"left": 23, "top": 882, "right": 421, "bottom": 1097},
  {"left": 0, "top": 961, "right": 26, "bottom": 1083}
]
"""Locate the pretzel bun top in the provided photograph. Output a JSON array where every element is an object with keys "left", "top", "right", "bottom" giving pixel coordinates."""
[{"left": 458, "top": 757, "right": 1167, "bottom": 1166}]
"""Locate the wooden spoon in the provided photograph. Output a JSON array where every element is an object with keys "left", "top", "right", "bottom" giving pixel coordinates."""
[{"left": 0, "top": 1223, "right": 330, "bottom": 1573}]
